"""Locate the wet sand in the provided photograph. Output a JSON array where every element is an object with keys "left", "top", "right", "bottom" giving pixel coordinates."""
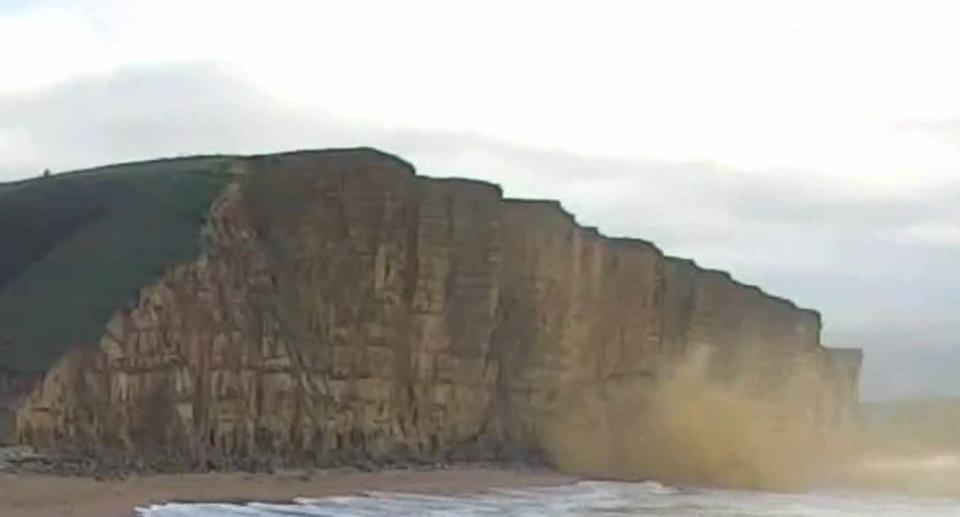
[{"left": 0, "top": 466, "right": 578, "bottom": 517}]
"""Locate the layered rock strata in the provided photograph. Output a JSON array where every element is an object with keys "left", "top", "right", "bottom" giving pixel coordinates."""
[
  {"left": 14, "top": 149, "right": 861, "bottom": 481},
  {"left": 0, "top": 367, "right": 37, "bottom": 445}
]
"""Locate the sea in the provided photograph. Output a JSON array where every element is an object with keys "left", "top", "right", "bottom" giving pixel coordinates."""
[{"left": 137, "top": 480, "right": 960, "bottom": 516}]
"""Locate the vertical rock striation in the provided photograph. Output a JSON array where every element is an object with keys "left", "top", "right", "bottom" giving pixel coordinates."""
[{"left": 15, "top": 148, "right": 861, "bottom": 483}]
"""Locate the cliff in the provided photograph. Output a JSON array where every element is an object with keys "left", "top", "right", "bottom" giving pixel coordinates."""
[
  {"left": 0, "top": 156, "right": 233, "bottom": 446},
  {"left": 4, "top": 148, "right": 861, "bottom": 485}
]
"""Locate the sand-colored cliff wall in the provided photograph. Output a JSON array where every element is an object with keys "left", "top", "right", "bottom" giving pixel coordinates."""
[
  {"left": 15, "top": 149, "right": 861, "bottom": 484},
  {"left": 0, "top": 367, "right": 38, "bottom": 444},
  {"left": 822, "top": 348, "right": 864, "bottom": 426}
]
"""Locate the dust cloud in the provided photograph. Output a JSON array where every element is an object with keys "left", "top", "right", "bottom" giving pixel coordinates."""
[{"left": 542, "top": 345, "right": 959, "bottom": 496}]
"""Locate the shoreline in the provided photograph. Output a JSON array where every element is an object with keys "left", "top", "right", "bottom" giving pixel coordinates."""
[
  {"left": 0, "top": 464, "right": 580, "bottom": 517},
  {"left": 4, "top": 456, "right": 960, "bottom": 517}
]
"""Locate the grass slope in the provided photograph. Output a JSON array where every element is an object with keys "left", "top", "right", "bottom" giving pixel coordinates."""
[{"left": 0, "top": 157, "right": 235, "bottom": 373}]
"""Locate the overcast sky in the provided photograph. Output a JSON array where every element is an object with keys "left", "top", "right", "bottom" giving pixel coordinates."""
[{"left": 2, "top": 1, "right": 960, "bottom": 400}]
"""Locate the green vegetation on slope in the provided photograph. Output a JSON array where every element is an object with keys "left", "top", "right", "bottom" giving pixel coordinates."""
[{"left": 0, "top": 157, "right": 235, "bottom": 373}]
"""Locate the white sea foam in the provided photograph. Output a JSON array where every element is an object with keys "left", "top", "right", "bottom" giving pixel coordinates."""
[{"left": 138, "top": 480, "right": 960, "bottom": 516}]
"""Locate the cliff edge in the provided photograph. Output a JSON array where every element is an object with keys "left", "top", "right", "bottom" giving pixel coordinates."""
[{"left": 2, "top": 148, "right": 861, "bottom": 487}]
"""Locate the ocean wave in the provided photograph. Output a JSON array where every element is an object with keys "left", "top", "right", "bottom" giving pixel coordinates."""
[{"left": 139, "top": 480, "right": 960, "bottom": 516}]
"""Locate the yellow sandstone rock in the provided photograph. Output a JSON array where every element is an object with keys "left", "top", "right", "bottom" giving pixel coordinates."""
[{"left": 14, "top": 149, "right": 861, "bottom": 487}]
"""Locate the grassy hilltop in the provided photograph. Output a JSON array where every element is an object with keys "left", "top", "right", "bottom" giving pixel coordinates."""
[{"left": 0, "top": 157, "right": 235, "bottom": 373}]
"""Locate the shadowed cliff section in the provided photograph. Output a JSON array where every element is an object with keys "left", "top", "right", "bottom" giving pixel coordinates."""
[{"left": 6, "top": 148, "right": 861, "bottom": 487}]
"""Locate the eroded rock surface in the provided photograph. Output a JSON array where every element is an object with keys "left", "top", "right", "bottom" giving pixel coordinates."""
[{"left": 14, "top": 149, "right": 862, "bottom": 484}]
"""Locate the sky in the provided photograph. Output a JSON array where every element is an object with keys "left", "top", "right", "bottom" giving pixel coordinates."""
[{"left": 2, "top": 0, "right": 960, "bottom": 400}]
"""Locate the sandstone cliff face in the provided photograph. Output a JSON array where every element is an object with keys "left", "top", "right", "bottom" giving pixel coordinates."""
[
  {"left": 822, "top": 348, "right": 864, "bottom": 425},
  {"left": 0, "top": 367, "right": 37, "bottom": 445},
  {"left": 15, "top": 149, "right": 861, "bottom": 482}
]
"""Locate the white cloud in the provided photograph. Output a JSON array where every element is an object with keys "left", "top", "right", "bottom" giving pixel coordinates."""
[
  {"left": 0, "top": 7, "right": 113, "bottom": 91},
  {"left": 901, "top": 222, "right": 960, "bottom": 246},
  {"left": 4, "top": 1, "right": 960, "bottom": 183}
]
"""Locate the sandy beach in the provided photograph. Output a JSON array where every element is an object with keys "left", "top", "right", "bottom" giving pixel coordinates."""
[{"left": 0, "top": 466, "right": 578, "bottom": 517}]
